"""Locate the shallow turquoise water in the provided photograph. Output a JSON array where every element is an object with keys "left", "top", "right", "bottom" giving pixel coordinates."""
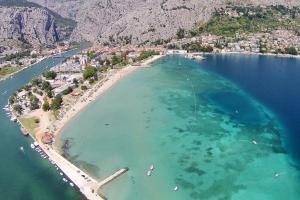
[{"left": 60, "top": 55, "right": 300, "bottom": 200}]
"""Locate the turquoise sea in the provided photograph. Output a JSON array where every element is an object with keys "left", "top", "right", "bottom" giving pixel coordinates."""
[{"left": 59, "top": 55, "right": 300, "bottom": 200}]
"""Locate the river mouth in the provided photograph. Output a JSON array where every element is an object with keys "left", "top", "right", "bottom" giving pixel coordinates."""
[
  {"left": 0, "top": 44, "right": 89, "bottom": 200},
  {"left": 60, "top": 55, "right": 300, "bottom": 200}
]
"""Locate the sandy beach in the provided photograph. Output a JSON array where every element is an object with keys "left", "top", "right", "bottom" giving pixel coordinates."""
[
  {"left": 19, "top": 54, "right": 164, "bottom": 200},
  {"left": 51, "top": 54, "right": 164, "bottom": 140}
]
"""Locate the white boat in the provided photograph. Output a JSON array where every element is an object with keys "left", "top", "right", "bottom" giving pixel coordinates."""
[
  {"left": 10, "top": 117, "right": 17, "bottom": 122},
  {"left": 60, "top": 172, "right": 64, "bottom": 176},
  {"left": 69, "top": 182, "right": 74, "bottom": 187},
  {"left": 63, "top": 178, "right": 68, "bottom": 182},
  {"left": 147, "top": 170, "right": 152, "bottom": 176},
  {"left": 30, "top": 143, "right": 35, "bottom": 149},
  {"left": 252, "top": 140, "right": 257, "bottom": 145},
  {"left": 20, "top": 146, "right": 24, "bottom": 152},
  {"left": 150, "top": 164, "right": 154, "bottom": 171},
  {"left": 173, "top": 186, "right": 178, "bottom": 191}
]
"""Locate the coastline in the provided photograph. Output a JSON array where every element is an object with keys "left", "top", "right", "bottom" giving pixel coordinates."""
[
  {"left": 201, "top": 51, "right": 300, "bottom": 59},
  {"left": 0, "top": 48, "right": 77, "bottom": 83},
  {"left": 53, "top": 54, "right": 164, "bottom": 142},
  {"left": 16, "top": 54, "right": 164, "bottom": 200}
]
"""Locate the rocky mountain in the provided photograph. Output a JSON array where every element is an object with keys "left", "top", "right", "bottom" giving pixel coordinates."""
[
  {"left": 0, "top": 6, "right": 59, "bottom": 45},
  {"left": 24, "top": 0, "right": 300, "bottom": 44},
  {"left": 0, "top": 0, "right": 76, "bottom": 46}
]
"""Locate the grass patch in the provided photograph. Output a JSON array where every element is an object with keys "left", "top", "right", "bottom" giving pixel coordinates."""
[
  {"left": 0, "top": 65, "right": 21, "bottom": 77},
  {"left": 19, "top": 116, "right": 40, "bottom": 136}
]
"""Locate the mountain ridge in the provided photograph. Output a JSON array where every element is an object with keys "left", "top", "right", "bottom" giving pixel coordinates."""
[{"left": 18, "top": 0, "right": 300, "bottom": 44}]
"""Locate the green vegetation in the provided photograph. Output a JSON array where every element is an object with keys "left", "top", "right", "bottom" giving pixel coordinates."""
[
  {"left": 83, "top": 66, "right": 97, "bottom": 80},
  {"left": 42, "top": 99, "right": 50, "bottom": 111},
  {"left": 42, "top": 71, "right": 57, "bottom": 80},
  {"left": 4, "top": 51, "right": 30, "bottom": 61},
  {"left": 176, "top": 28, "right": 185, "bottom": 39},
  {"left": 81, "top": 85, "right": 88, "bottom": 91},
  {"left": 13, "top": 104, "right": 23, "bottom": 115},
  {"left": 196, "top": 5, "right": 300, "bottom": 37},
  {"left": 285, "top": 47, "right": 298, "bottom": 55},
  {"left": 87, "top": 51, "right": 96, "bottom": 61},
  {"left": 29, "top": 95, "right": 39, "bottom": 110},
  {"left": 182, "top": 43, "right": 214, "bottom": 52},
  {"left": 62, "top": 87, "right": 73, "bottom": 95},
  {"left": 111, "top": 53, "right": 128, "bottom": 66},
  {"left": 19, "top": 116, "right": 40, "bottom": 135},
  {"left": 0, "top": 65, "right": 21, "bottom": 77},
  {"left": 138, "top": 50, "right": 159, "bottom": 61},
  {"left": 50, "top": 95, "right": 63, "bottom": 111}
]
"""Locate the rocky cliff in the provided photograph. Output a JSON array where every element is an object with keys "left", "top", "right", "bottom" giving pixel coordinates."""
[
  {"left": 27, "top": 0, "right": 300, "bottom": 44},
  {"left": 0, "top": 6, "right": 59, "bottom": 45}
]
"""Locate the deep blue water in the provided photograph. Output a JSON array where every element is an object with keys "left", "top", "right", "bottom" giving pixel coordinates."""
[{"left": 199, "top": 54, "right": 300, "bottom": 162}]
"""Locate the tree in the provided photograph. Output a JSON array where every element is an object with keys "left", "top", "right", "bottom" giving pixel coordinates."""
[
  {"left": 42, "top": 71, "right": 57, "bottom": 80},
  {"left": 112, "top": 55, "right": 121, "bottom": 65},
  {"left": 83, "top": 66, "right": 97, "bottom": 80},
  {"left": 62, "top": 87, "right": 73, "bottom": 95},
  {"left": 285, "top": 47, "right": 298, "bottom": 55},
  {"left": 13, "top": 104, "right": 23, "bottom": 115},
  {"left": 41, "top": 81, "right": 52, "bottom": 91},
  {"left": 30, "top": 78, "right": 41, "bottom": 86},
  {"left": 42, "top": 99, "right": 50, "bottom": 111},
  {"left": 29, "top": 96, "right": 39, "bottom": 110},
  {"left": 50, "top": 95, "right": 63, "bottom": 111},
  {"left": 176, "top": 28, "right": 185, "bottom": 39},
  {"left": 138, "top": 50, "right": 159, "bottom": 61},
  {"left": 81, "top": 85, "right": 87, "bottom": 91}
]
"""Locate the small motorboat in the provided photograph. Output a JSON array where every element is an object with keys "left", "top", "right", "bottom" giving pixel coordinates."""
[
  {"left": 63, "top": 178, "right": 68, "bottom": 182},
  {"left": 20, "top": 146, "right": 24, "bottom": 152},
  {"left": 173, "top": 186, "right": 178, "bottom": 191},
  {"left": 10, "top": 117, "right": 17, "bottom": 122},
  {"left": 147, "top": 170, "right": 152, "bottom": 176},
  {"left": 150, "top": 164, "right": 154, "bottom": 171},
  {"left": 69, "top": 182, "right": 74, "bottom": 187},
  {"left": 60, "top": 172, "right": 64, "bottom": 176},
  {"left": 252, "top": 140, "right": 257, "bottom": 145},
  {"left": 30, "top": 143, "right": 35, "bottom": 149}
]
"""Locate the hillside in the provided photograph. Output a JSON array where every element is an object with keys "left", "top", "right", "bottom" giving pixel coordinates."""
[
  {"left": 0, "top": 0, "right": 76, "bottom": 45},
  {"left": 23, "top": 0, "right": 300, "bottom": 44}
]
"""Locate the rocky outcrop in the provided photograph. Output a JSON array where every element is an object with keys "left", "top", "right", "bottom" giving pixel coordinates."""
[
  {"left": 0, "top": 6, "right": 59, "bottom": 45},
  {"left": 28, "top": 0, "right": 300, "bottom": 44}
]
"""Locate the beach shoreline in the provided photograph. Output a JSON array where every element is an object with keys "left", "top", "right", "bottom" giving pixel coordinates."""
[
  {"left": 15, "top": 54, "right": 164, "bottom": 200},
  {"left": 53, "top": 54, "right": 164, "bottom": 143}
]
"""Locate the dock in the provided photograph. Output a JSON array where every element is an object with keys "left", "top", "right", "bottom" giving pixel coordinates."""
[{"left": 36, "top": 143, "right": 128, "bottom": 200}]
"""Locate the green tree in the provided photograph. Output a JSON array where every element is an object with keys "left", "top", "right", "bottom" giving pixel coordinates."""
[
  {"left": 42, "top": 99, "right": 50, "bottom": 111},
  {"left": 285, "top": 47, "right": 298, "bottom": 55},
  {"left": 50, "top": 95, "right": 63, "bottom": 111},
  {"left": 62, "top": 87, "right": 73, "bottom": 95},
  {"left": 83, "top": 66, "right": 97, "bottom": 80},
  {"left": 81, "top": 85, "right": 87, "bottom": 90},
  {"left": 176, "top": 28, "right": 185, "bottom": 39},
  {"left": 42, "top": 71, "right": 57, "bottom": 80},
  {"left": 29, "top": 96, "right": 39, "bottom": 110},
  {"left": 13, "top": 104, "right": 23, "bottom": 115}
]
